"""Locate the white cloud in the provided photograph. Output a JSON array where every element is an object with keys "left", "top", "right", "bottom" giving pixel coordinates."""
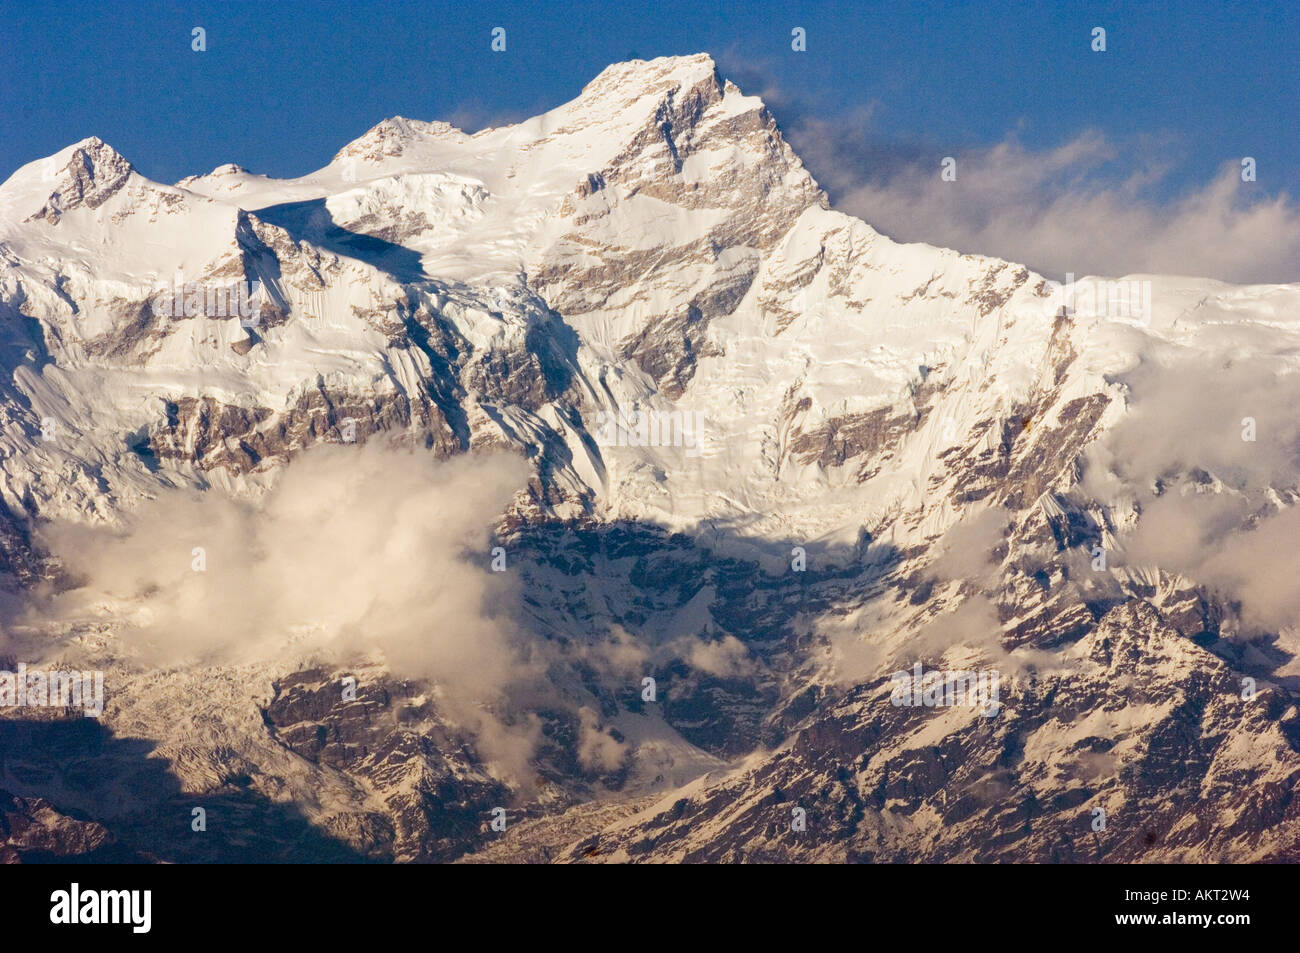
[
  {"left": 930, "top": 506, "right": 1011, "bottom": 586},
  {"left": 576, "top": 705, "right": 628, "bottom": 773},
  {"left": 22, "top": 442, "right": 549, "bottom": 779},
  {"left": 1087, "top": 355, "right": 1300, "bottom": 633},
  {"left": 786, "top": 117, "right": 1300, "bottom": 285},
  {"left": 35, "top": 443, "right": 531, "bottom": 683}
]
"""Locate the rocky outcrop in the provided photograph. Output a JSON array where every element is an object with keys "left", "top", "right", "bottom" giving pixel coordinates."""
[{"left": 0, "top": 787, "right": 149, "bottom": 862}]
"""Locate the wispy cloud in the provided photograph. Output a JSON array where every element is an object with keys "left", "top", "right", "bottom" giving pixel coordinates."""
[
  {"left": 720, "top": 54, "right": 1300, "bottom": 286},
  {"left": 801, "top": 124, "right": 1300, "bottom": 285},
  {"left": 1087, "top": 355, "right": 1300, "bottom": 634}
]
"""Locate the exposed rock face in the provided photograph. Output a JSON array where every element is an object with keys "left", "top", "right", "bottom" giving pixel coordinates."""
[
  {"left": 0, "top": 787, "right": 148, "bottom": 862},
  {"left": 26, "top": 139, "right": 135, "bottom": 225},
  {"left": 141, "top": 386, "right": 461, "bottom": 475},
  {"left": 262, "top": 669, "right": 507, "bottom": 862},
  {"left": 529, "top": 64, "right": 823, "bottom": 398},
  {"left": 566, "top": 601, "right": 1300, "bottom": 864},
  {"left": 0, "top": 54, "right": 1298, "bottom": 864}
]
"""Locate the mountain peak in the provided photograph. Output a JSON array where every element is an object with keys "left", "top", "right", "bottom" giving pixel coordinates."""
[
  {"left": 19, "top": 136, "right": 136, "bottom": 224},
  {"left": 332, "top": 116, "right": 466, "bottom": 165},
  {"left": 586, "top": 52, "right": 717, "bottom": 85},
  {"left": 68, "top": 135, "right": 125, "bottom": 158},
  {"left": 577, "top": 53, "right": 722, "bottom": 110}
]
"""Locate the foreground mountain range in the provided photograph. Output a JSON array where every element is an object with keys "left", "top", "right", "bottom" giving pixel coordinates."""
[{"left": 1, "top": 54, "right": 1299, "bottom": 862}]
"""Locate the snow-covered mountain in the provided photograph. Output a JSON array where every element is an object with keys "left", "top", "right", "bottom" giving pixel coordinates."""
[{"left": 2, "top": 53, "right": 1299, "bottom": 863}]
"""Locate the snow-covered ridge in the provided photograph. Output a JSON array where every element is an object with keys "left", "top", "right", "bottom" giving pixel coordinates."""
[{"left": 0, "top": 52, "right": 1296, "bottom": 550}]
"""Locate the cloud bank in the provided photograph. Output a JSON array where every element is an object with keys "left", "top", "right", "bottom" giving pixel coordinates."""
[
  {"left": 34, "top": 444, "right": 532, "bottom": 687},
  {"left": 733, "top": 66, "right": 1300, "bottom": 286},
  {"left": 1087, "top": 355, "right": 1300, "bottom": 634}
]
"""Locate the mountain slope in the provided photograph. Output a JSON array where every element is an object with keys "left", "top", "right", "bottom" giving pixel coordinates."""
[{"left": 1, "top": 54, "right": 1299, "bottom": 863}]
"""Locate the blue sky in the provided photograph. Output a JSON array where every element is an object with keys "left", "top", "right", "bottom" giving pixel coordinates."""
[{"left": 2, "top": 0, "right": 1297, "bottom": 281}]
